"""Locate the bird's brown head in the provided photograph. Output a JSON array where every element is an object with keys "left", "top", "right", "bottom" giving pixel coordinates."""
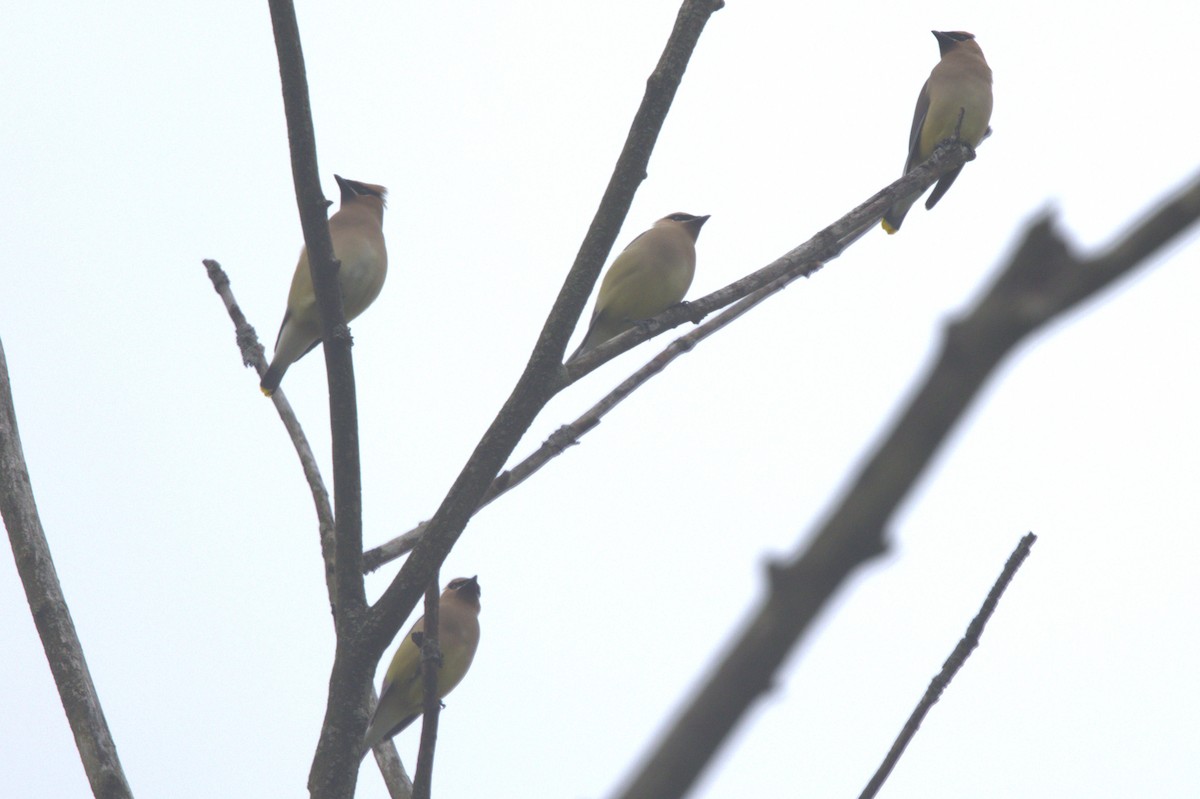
[
  {"left": 445, "top": 575, "right": 482, "bottom": 610},
  {"left": 932, "top": 30, "right": 978, "bottom": 57},
  {"left": 660, "top": 212, "right": 711, "bottom": 242},
  {"left": 334, "top": 174, "right": 389, "bottom": 208}
]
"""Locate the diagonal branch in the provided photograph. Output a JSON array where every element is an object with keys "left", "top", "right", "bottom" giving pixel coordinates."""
[
  {"left": 610, "top": 170, "right": 1200, "bottom": 799},
  {"left": 0, "top": 339, "right": 134, "bottom": 799},
  {"left": 206, "top": 257, "right": 413, "bottom": 794},
  {"left": 365, "top": 0, "right": 725, "bottom": 656},
  {"left": 859, "top": 532, "right": 1038, "bottom": 799},
  {"left": 203, "top": 258, "right": 412, "bottom": 797},
  {"left": 363, "top": 138, "right": 978, "bottom": 572},
  {"left": 203, "top": 259, "right": 338, "bottom": 597},
  {"left": 565, "top": 137, "right": 975, "bottom": 376}
]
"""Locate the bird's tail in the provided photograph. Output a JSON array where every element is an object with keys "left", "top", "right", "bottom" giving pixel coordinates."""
[
  {"left": 259, "top": 364, "right": 285, "bottom": 396},
  {"left": 881, "top": 193, "right": 917, "bottom": 235}
]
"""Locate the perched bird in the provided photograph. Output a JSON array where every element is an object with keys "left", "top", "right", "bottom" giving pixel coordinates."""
[
  {"left": 569, "top": 212, "right": 710, "bottom": 360},
  {"left": 362, "top": 576, "right": 482, "bottom": 754},
  {"left": 260, "top": 175, "right": 388, "bottom": 395},
  {"left": 882, "top": 31, "right": 993, "bottom": 234}
]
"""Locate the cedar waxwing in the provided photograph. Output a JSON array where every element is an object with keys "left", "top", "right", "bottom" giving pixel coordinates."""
[
  {"left": 362, "top": 576, "right": 482, "bottom": 754},
  {"left": 260, "top": 175, "right": 388, "bottom": 395},
  {"left": 881, "top": 31, "right": 993, "bottom": 234},
  {"left": 569, "top": 212, "right": 710, "bottom": 360}
]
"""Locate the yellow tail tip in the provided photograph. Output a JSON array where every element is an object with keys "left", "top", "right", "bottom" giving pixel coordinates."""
[
  {"left": 881, "top": 219, "right": 898, "bottom": 235},
  {"left": 260, "top": 386, "right": 275, "bottom": 397}
]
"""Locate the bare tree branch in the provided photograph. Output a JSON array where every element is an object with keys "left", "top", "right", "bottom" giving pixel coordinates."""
[
  {"left": 265, "top": 0, "right": 366, "bottom": 619},
  {"left": 203, "top": 259, "right": 412, "bottom": 797},
  {"left": 269, "top": 0, "right": 389, "bottom": 789},
  {"left": 368, "top": 739, "right": 414, "bottom": 799},
  {"left": 610, "top": 170, "right": 1200, "bottom": 799},
  {"left": 363, "top": 137, "right": 978, "bottom": 572},
  {"left": 859, "top": 532, "right": 1038, "bottom": 799},
  {"left": 364, "top": 524, "right": 429, "bottom": 575},
  {"left": 411, "top": 576, "right": 442, "bottom": 799},
  {"left": 203, "top": 259, "right": 338, "bottom": 598},
  {"left": 0, "top": 339, "right": 134, "bottom": 799}
]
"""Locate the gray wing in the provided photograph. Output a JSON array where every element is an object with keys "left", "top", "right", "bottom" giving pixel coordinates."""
[{"left": 902, "top": 81, "right": 931, "bottom": 174}]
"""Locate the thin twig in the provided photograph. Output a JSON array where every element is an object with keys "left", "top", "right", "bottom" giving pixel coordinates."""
[
  {"left": 0, "top": 339, "right": 134, "bottom": 799},
  {"left": 859, "top": 533, "right": 1038, "bottom": 799},
  {"left": 203, "top": 262, "right": 412, "bottom": 797},
  {"left": 203, "top": 259, "right": 338, "bottom": 597},
  {"left": 368, "top": 729, "right": 415, "bottom": 799},
  {"left": 411, "top": 576, "right": 442, "bottom": 799},
  {"left": 610, "top": 171, "right": 1200, "bottom": 799}
]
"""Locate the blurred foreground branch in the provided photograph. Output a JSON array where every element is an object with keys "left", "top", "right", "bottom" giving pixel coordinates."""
[
  {"left": 610, "top": 171, "right": 1200, "bottom": 799},
  {"left": 0, "top": 339, "right": 133, "bottom": 799}
]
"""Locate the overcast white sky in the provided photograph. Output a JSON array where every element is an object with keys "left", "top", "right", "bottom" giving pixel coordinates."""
[{"left": 3, "top": 1, "right": 1199, "bottom": 797}]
